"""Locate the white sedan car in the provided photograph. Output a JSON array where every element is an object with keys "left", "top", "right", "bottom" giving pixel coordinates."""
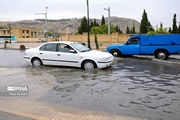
[{"left": 24, "top": 41, "right": 114, "bottom": 70}]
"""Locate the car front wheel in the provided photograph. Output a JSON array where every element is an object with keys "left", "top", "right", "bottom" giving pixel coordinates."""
[
  {"left": 82, "top": 60, "right": 96, "bottom": 70},
  {"left": 32, "top": 58, "right": 42, "bottom": 67}
]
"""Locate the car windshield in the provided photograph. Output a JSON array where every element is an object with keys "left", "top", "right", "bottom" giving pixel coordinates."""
[{"left": 70, "top": 43, "right": 91, "bottom": 52}]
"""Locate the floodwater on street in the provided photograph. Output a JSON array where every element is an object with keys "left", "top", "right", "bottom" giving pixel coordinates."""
[
  {"left": 0, "top": 49, "right": 28, "bottom": 67},
  {"left": 0, "top": 49, "right": 180, "bottom": 120}
]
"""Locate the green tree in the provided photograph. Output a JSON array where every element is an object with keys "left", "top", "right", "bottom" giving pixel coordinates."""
[
  {"left": 93, "top": 19, "right": 99, "bottom": 26},
  {"left": 130, "top": 29, "right": 133, "bottom": 34},
  {"left": 44, "top": 31, "right": 53, "bottom": 37},
  {"left": 90, "top": 27, "right": 101, "bottom": 34},
  {"left": 53, "top": 32, "right": 60, "bottom": 38},
  {"left": 110, "top": 25, "right": 116, "bottom": 33},
  {"left": 101, "top": 15, "right": 105, "bottom": 26},
  {"left": 78, "top": 16, "right": 88, "bottom": 34},
  {"left": 159, "top": 22, "right": 163, "bottom": 32},
  {"left": 132, "top": 23, "right": 136, "bottom": 34},
  {"left": 119, "top": 29, "right": 123, "bottom": 34},
  {"left": 94, "top": 34, "right": 99, "bottom": 49},
  {"left": 148, "top": 22, "right": 169, "bottom": 34},
  {"left": 172, "top": 14, "right": 178, "bottom": 33},
  {"left": 90, "top": 24, "right": 115, "bottom": 34},
  {"left": 115, "top": 25, "right": 123, "bottom": 34},
  {"left": 126, "top": 25, "right": 130, "bottom": 34},
  {"left": 90, "top": 20, "right": 94, "bottom": 29},
  {"left": 168, "top": 28, "right": 172, "bottom": 33},
  {"left": 115, "top": 25, "right": 119, "bottom": 32},
  {"left": 140, "top": 9, "right": 154, "bottom": 34},
  {"left": 178, "top": 24, "right": 180, "bottom": 33}
]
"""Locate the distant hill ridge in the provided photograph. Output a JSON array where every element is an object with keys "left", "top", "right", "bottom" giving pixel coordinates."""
[{"left": 0, "top": 16, "right": 140, "bottom": 34}]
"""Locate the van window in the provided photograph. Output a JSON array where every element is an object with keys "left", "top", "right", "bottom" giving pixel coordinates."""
[{"left": 128, "top": 38, "right": 139, "bottom": 44}]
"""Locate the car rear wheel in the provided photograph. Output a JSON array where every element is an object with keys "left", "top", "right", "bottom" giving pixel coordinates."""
[
  {"left": 32, "top": 58, "right": 42, "bottom": 67},
  {"left": 155, "top": 50, "right": 168, "bottom": 60},
  {"left": 110, "top": 49, "right": 122, "bottom": 57},
  {"left": 82, "top": 60, "right": 96, "bottom": 70}
]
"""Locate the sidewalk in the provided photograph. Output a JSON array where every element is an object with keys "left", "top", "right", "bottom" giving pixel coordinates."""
[
  {"left": 0, "top": 98, "right": 144, "bottom": 120},
  {"left": 0, "top": 43, "right": 42, "bottom": 50}
]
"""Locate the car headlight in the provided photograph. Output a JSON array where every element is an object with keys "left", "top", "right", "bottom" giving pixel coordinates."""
[{"left": 100, "top": 57, "right": 110, "bottom": 62}]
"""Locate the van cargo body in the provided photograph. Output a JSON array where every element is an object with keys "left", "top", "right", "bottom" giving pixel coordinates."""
[{"left": 106, "top": 34, "right": 180, "bottom": 60}]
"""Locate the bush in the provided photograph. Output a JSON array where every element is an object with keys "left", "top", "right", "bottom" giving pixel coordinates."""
[{"left": 94, "top": 34, "right": 99, "bottom": 50}]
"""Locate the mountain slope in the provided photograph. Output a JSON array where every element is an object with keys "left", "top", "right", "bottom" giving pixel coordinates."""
[{"left": 0, "top": 17, "right": 140, "bottom": 34}]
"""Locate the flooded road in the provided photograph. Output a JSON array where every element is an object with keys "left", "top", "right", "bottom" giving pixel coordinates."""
[
  {"left": 0, "top": 49, "right": 28, "bottom": 67},
  {"left": 0, "top": 50, "right": 180, "bottom": 120}
]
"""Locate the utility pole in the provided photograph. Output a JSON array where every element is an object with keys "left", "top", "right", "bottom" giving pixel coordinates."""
[
  {"left": 104, "top": 7, "right": 110, "bottom": 34},
  {"left": 35, "top": 7, "right": 48, "bottom": 42},
  {"left": 9, "top": 24, "right": 11, "bottom": 43},
  {"left": 87, "top": 0, "right": 91, "bottom": 49}
]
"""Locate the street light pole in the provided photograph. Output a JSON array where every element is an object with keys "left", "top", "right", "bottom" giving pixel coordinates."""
[
  {"left": 9, "top": 24, "right": 11, "bottom": 43},
  {"left": 87, "top": 0, "right": 91, "bottom": 49},
  {"left": 104, "top": 7, "right": 110, "bottom": 34},
  {"left": 45, "top": 7, "right": 48, "bottom": 42},
  {"left": 35, "top": 7, "right": 48, "bottom": 42}
]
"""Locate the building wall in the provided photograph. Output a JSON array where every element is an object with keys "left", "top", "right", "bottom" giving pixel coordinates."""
[
  {"left": 1, "top": 30, "right": 130, "bottom": 50},
  {"left": 61, "top": 32, "right": 129, "bottom": 44},
  {"left": 59, "top": 33, "right": 129, "bottom": 50},
  {"left": 12, "top": 28, "right": 22, "bottom": 38},
  {"left": 0, "top": 28, "right": 43, "bottom": 38},
  {"left": 17, "top": 38, "right": 40, "bottom": 43},
  {"left": 5, "top": 32, "right": 129, "bottom": 44}
]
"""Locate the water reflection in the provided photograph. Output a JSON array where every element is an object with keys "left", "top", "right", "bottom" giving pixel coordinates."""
[
  {"left": 36, "top": 58, "right": 180, "bottom": 120},
  {"left": 0, "top": 49, "right": 28, "bottom": 67}
]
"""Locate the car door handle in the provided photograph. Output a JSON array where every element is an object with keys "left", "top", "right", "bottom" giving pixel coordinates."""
[
  {"left": 57, "top": 54, "right": 61, "bottom": 56},
  {"left": 40, "top": 53, "right": 43, "bottom": 54}
]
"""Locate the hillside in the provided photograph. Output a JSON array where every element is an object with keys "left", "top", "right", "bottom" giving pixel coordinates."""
[{"left": 0, "top": 17, "right": 140, "bottom": 34}]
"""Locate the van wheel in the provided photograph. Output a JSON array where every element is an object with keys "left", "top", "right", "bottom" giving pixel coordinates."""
[
  {"left": 32, "top": 58, "right": 42, "bottom": 67},
  {"left": 110, "top": 49, "right": 122, "bottom": 57},
  {"left": 155, "top": 50, "right": 168, "bottom": 60},
  {"left": 82, "top": 60, "right": 96, "bottom": 70}
]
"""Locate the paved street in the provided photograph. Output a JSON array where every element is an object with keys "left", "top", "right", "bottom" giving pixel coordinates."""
[
  {"left": 0, "top": 49, "right": 180, "bottom": 120},
  {"left": 0, "top": 43, "right": 42, "bottom": 50},
  {"left": 0, "top": 111, "right": 34, "bottom": 120}
]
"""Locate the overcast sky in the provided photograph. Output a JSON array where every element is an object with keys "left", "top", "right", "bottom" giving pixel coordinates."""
[{"left": 0, "top": 0, "right": 180, "bottom": 28}]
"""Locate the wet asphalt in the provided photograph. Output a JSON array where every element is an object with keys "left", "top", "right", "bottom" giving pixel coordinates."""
[
  {"left": 0, "top": 111, "right": 34, "bottom": 120},
  {"left": 0, "top": 49, "right": 180, "bottom": 120}
]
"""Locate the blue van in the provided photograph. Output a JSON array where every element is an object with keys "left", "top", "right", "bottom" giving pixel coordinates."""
[{"left": 106, "top": 34, "right": 180, "bottom": 60}]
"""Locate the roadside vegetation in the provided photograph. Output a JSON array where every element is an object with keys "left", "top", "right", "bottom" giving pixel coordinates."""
[{"left": 77, "top": 9, "right": 180, "bottom": 35}]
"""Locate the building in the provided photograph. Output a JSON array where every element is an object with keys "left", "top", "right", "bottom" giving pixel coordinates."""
[{"left": 0, "top": 27, "right": 44, "bottom": 38}]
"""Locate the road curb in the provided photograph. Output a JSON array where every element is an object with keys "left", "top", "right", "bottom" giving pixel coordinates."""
[{"left": 0, "top": 107, "right": 50, "bottom": 120}]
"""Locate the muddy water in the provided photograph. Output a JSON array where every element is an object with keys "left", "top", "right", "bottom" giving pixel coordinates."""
[
  {"left": 0, "top": 50, "right": 180, "bottom": 120},
  {"left": 0, "top": 49, "right": 28, "bottom": 67},
  {"left": 37, "top": 58, "right": 180, "bottom": 120}
]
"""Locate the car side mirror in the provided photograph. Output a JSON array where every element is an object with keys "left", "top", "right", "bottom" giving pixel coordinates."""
[
  {"left": 70, "top": 49, "right": 77, "bottom": 53},
  {"left": 81, "top": 42, "right": 86, "bottom": 46},
  {"left": 126, "top": 41, "right": 130, "bottom": 44}
]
